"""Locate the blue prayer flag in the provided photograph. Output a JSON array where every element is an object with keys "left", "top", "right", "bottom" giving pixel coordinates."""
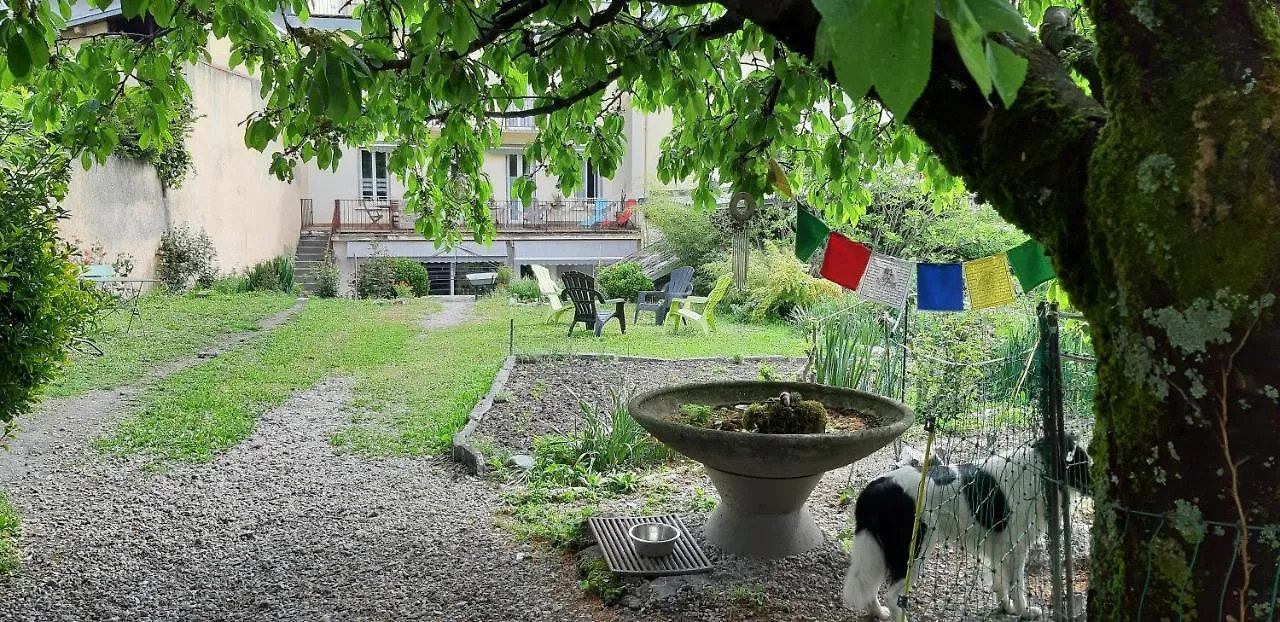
[{"left": 917, "top": 263, "right": 965, "bottom": 312}]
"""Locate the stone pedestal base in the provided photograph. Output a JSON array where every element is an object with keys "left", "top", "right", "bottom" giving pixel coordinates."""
[{"left": 701, "top": 467, "right": 825, "bottom": 558}]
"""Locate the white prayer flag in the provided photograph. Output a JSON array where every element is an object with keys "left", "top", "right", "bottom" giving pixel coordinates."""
[{"left": 856, "top": 253, "right": 913, "bottom": 309}]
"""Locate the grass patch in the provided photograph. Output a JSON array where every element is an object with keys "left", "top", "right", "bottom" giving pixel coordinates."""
[
  {"left": 487, "top": 297, "right": 805, "bottom": 358},
  {"left": 50, "top": 292, "right": 297, "bottom": 398},
  {"left": 0, "top": 490, "right": 19, "bottom": 575},
  {"left": 96, "top": 299, "right": 435, "bottom": 462},
  {"left": 333, "top": 297, "right": 804, "bottom": 457}
]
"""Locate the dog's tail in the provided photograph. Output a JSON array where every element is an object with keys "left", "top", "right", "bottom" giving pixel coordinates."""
[{"left": 842, "top": 529, "right": 888, "bottom": 612}]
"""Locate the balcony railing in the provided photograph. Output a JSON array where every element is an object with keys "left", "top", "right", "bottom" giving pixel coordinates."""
[
  {"left": 491, "top": 199, "right": 635, "bottom": 231},
  {"left": 302, "top": 198, "right": 638, "bottom": 233},
  {"left": 309, "top": 0, "right": 357, "bottom": 16},
  {"left": 501, "top": 117, "right": 537, "bottom": 130},
  {"left": 303, "top": 199, "right": 413, "bottom": 232}
]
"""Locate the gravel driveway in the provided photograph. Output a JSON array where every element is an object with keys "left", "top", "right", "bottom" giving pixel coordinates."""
[{"left": 0, "top": 298, "right": 609, "bottom": 622}]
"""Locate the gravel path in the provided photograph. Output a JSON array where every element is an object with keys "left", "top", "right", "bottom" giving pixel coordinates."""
[
  {"left": 0, "top": 299, "right": 607, "bottom": 622},
  {"left": 0, "top": 299, "right": 306, "bottom": 480}
]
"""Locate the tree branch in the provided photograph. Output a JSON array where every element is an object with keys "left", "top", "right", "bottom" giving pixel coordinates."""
[
  {"left": 708, "top": 0, "right": 1106, "bottom": 285},
  {"left": 484, "top": 11, "right": 744, "bottom": 119},
  {"left": 485, "top": 66, "right": 625, "bottom": 118},
  {"left": 1040, "top": 6, "right": 1105, "bottom": 106}
]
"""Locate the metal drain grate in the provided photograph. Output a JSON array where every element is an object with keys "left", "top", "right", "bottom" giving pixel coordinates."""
[{"left": 588, "top": 514, "right": 713, "bottom": 577}]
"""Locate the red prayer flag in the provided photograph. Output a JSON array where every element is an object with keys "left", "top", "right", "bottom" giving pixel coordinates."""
[{"left": 819, "top": 232, "right": 872, "bottom": 290}]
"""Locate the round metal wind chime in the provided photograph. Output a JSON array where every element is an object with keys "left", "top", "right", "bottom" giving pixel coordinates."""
[{"left": 728, "top": 192, "right": 757, "bottom": 289}]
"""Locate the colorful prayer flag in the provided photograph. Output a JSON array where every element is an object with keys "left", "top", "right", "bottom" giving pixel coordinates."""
[
  {"left": 819, "top": 233, "right": 872, "bottom": 290},
  {"left": 857, "top": 253, "right": 913, "bottom": 309},
  {"left": 963, "top": 253, "right": 1017, "bottom": 310},
  {"left": 795, "top": 209, "right": 830, "bottom": 262},
  {"left": 916, "top": 263, "right": 965, "bottom": 311},
  {"left": 1006, "top": 239, "right": 1056, "bottom": 292}
]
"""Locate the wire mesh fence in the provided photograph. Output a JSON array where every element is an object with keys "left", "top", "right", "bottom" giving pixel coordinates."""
[{"left": 846, "top": 301, "right": 1099, "bottom": 622}]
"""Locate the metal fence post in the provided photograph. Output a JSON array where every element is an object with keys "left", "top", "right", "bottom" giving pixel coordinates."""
[{"left": 1038, "top": 301, "right": 1067, "bottom": 620}]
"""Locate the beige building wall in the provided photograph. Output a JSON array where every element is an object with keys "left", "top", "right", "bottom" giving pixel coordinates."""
[{"left": 60, "top": 59, "right": 303, "bottom": 278}]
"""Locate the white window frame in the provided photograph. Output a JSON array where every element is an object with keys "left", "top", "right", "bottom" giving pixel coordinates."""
[{"left": 359, "top": 148, "right": 390, "bottom": 200}]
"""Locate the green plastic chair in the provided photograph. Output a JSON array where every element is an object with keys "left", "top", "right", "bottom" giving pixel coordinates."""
[
  {"left": 669, "top": 274, "right": 732, "bottom": 335},
  {"left": 531, "top": 264, "right": 572, "bottom": 324}
]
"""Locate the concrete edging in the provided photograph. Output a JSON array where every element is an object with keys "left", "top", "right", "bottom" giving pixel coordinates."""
[
  {"left": 450, "top": 353, "right": 806, "bottom": 476},
  {"left": 451, "top": 355, "right": 517, "bottom": 476}
]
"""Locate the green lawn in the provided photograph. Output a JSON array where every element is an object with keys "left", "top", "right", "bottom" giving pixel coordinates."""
[
  {"left": 49, "top": 292, "right": 298, "bottom": 398},
  {"left": 95, "top": 294, "right": 803, "bottom": 462},
  {"left": 97, "top": 299, "right": 434, "bottom": 462},
  {"left": 330, "top": 296, "right": 804, "bottom": 457},
  {"left": 0, "top": 489, "right": 18, "bottom": 575}
]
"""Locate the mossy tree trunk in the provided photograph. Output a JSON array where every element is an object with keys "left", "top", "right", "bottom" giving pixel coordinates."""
[{"left": 719, "top": 0, "right": 1280, "bottom": 618}]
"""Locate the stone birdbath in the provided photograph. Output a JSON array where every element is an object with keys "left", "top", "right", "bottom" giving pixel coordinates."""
[{"left": 628, "top": 381, "right": 913, "bottom": 558}]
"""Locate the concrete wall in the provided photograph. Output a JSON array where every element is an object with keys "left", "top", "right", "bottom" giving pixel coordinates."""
[{"left": 60, "top": 60, "right": 303, "bottom": 278}]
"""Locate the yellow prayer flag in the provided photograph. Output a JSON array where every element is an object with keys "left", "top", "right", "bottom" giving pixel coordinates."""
[{"left": 963, "top": 253, "right": 1017, "bottom": 310}]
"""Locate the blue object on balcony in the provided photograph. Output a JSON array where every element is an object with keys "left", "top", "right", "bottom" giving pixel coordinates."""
[{"left": 579, "top": 199, "right": 611, "bottom": 227}]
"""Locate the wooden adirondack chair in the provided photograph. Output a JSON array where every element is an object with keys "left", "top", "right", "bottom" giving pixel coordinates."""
[
  {"left": 531, "top": 264, "right": 572, "bottom": 324},
  {"left": 635, "top": 266, "right": 694, "bottom": 325},
  {"left": 669, "top": 274, "right": 732, "bottom": 335},
  {"left": 561, "top": 270, "right": 626, "bottom": 336}
]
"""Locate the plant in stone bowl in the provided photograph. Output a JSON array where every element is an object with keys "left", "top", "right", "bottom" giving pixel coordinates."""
[{"left": 629, "top": 381, "right": 912, "bottom": 558}]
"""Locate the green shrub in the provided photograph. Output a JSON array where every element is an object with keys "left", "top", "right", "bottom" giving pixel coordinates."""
[
  {"left": 354, "top": 257, "right": 398, "bottom": 299},
  {"left": 496, "top": 265, "right": 513, "bottom": 286},
  {"left": 705, "top": 242, "right": 838, "bottom": 322},
  {"left": 508, "top": 277, "right": 541, "bottom": 302},
  {"left": 538, "top": 392, "right": 670, "bottom": 473},
  {"left": 597, "top": 261, "right": 653, "bottom": 302},
  {"left": 156, "top": 225, "right": 218, "bottom": 291},
  {"left": 391, "top": 258, "right": 430, "bottom": 297},
  {"left": 313, "top": 263, "right": 341, "bottom": 298},
  {"left": 0, "top": 104, "right": 102, "bottom": 433},
  {"left": 245, "top": 255, "right": 294, "bottom": 292},
  {"left": 644, "top": 197, "right": 720, "bottom": 272}
]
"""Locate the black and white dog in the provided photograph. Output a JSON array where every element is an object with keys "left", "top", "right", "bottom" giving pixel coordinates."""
[{"left": 842, "top": 436, "right": 1093, "bottom": 621}]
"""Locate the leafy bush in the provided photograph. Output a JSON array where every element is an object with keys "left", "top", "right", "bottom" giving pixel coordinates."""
[
  {"left": 391, "top": 258, "right": 430, "bottom": 297},
  {"left": 597, "top": 261, "right": 653, "bottom": 302},
  {"left": 706, "top": 242, "right": 839, "bottom": 322},
  {"left": 539, "top": 392, "right": 670, "bottom": 473},
  {"left": 354, "top": 257, "right": 398, "bottom": 299},
  {"left": 245, "top": 255, "right": 294, "bottom": 292},
  {"left": 644, "top": 197, "right": 720, "bottom": 289},
  {"left": 508, "top": 278, "right": 541, "bottom": 302},
  {"left": 156, "top": 225, "right": 218, "bottom": 291},
  {"left": 313, "top": 263, "right": 341, "bottom": 298},
  {"left": 496, "top": 265, "right": 513, "bottom": 286},
  {"left": 0, "top": 104, "right": 102, "bottom": 434}
]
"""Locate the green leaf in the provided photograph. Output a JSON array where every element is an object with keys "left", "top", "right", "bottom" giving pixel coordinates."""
[
  {"left": 450, "top": 8, "right": 479, "bottom": 56},
  {"left": 6, "top": 31, "right": 32, "bottom": 79},
  {"left": 864, "top": 0, "right": 934, "bottom": 117},
  {"left": 967, "top": 0, "right": 1031, "bottom": 40},
  {"left": 324, "top": 56, "right": 351, "bottom": 120},
  {"left": 21, "top": 28, "right": 49, "bottom": 73},
  {"left": 987, "top": 42, "right": 1028, "bottom": 107},
  {"left": 941, "top": 0, "right": 992, "bottom": 98}
]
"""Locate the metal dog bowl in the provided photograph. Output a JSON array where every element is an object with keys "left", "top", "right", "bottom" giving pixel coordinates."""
[{"left": 629, "top": 522, "right": 680, "bottom": 557}]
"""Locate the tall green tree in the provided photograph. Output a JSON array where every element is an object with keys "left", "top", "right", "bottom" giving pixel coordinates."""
[{"left": 1, "top": 1, "right": 1277, "bottom": 617}]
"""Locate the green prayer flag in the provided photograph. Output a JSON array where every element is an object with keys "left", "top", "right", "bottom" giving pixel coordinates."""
[
  {"left": 796, "top": 208, "right": 830, "bottom": 262},
  {"left": 1006, "top": 239, "right": 1056, "bottom": 292}
]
